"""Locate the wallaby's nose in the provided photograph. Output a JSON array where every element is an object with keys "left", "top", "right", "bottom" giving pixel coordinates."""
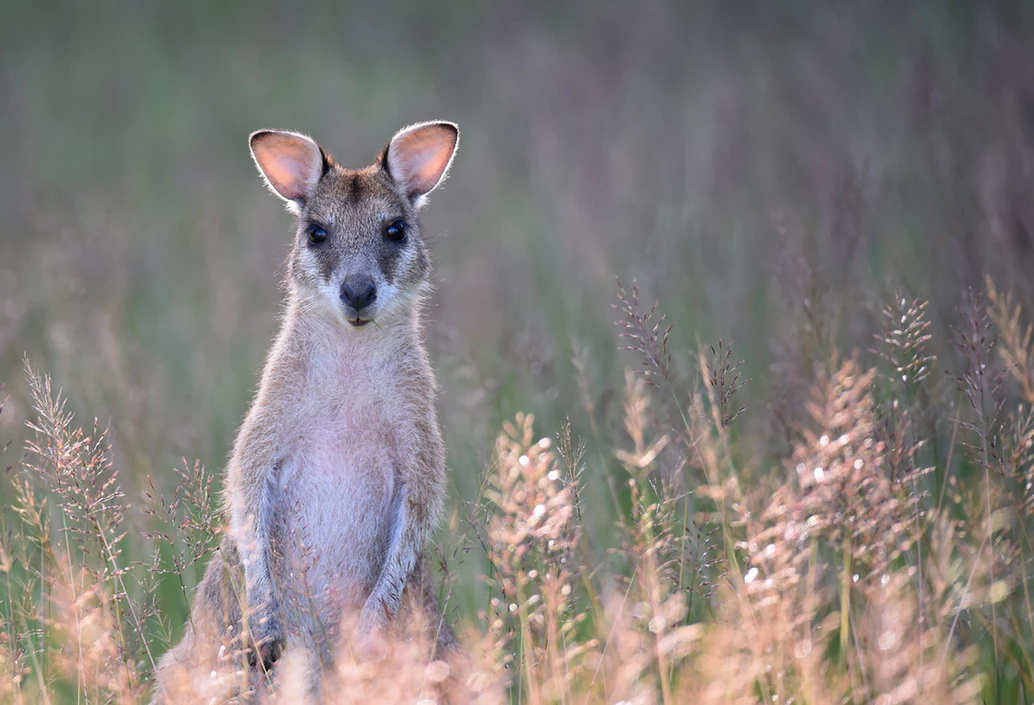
[{"left": 341, "top": 276, "right": 377, "bottom": 313}]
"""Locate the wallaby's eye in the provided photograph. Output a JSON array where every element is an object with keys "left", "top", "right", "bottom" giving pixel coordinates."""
[
  {"left": 307, "top": 225, "right": 328, "bottom": 245},
  {"left": 385, "top": 219, "right": 407, "bottom": 242}
]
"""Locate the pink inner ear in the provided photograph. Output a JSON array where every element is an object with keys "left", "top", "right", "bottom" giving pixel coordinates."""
[
  {"left": 252, "top": 133, "right": 323, "bottom": 202},
  {"left": 388, "top": 125, "right": 457, "bottom": 200}
]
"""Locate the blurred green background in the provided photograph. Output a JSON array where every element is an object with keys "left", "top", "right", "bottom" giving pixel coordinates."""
[{"left": 3, "top": 0, "right": 1034, "bottom": 638}]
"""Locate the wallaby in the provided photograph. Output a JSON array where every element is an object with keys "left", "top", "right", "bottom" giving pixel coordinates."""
[{"left": 152, "top": 121, "right": 460, "bottom": 702}]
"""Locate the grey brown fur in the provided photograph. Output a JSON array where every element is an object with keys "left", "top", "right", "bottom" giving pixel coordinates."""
[{"left": 152, "top": 122, "right": 460, "bottom": 702}]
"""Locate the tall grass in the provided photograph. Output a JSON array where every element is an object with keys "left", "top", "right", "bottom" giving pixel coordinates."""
[{"left": 2, "top": 276, "right": 1034, "bottom": 702}]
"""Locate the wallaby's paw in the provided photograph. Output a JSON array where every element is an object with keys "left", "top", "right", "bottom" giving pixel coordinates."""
[
  {"left": 353, "top": 626, "right": 389, "bottom": 661},
  {"left": 247, "top": 610, "right": 285, "bottom": 672},
  {"left": 354, "top": 598, "right": 390, "bottom": 660}
]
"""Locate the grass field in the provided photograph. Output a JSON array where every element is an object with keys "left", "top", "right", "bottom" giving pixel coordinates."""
[{"left": 3, "top": 2, "right": 1034, "bottom": 702}]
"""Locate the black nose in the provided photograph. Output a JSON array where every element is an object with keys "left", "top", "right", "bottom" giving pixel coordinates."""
[{"left": 341, "top": 276, "right": 377, "bottom": 312}]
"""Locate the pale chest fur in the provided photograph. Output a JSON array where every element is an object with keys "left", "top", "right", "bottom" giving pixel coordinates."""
[{"left": 260, "top": 323, "right": 429, "bottom": 614}]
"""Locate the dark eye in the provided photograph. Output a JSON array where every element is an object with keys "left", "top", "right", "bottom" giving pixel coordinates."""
[
  {"left": 385, "top": 219, "right": 407, "bottom": 242},
  {"left": 307, "top": 225, "right": 327, "bottom": 244}
]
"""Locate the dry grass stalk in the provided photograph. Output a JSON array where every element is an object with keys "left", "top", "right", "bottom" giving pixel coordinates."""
[{"left": 483, "top": 413, "right": 588, "bottom": 704}]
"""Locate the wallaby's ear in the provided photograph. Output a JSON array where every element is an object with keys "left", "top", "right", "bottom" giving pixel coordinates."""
[
  {"left": 249, "top": 130, "right": 326, "bottom": 209},
  {"left": 383, "top": 121, "right": 459, "bottom": 208}
]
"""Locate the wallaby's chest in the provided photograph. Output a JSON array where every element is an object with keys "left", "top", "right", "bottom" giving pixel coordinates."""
[{"left": 272, "top": 358, "right": 410, "bottom": 605}]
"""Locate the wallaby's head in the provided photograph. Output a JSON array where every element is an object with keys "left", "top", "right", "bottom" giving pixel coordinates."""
[{"left": 249, "top": 122, "right": 459, "bottom": 328}]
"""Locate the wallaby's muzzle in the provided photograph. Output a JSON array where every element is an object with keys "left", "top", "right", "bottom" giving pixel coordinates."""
[{"left": 340, "top": 273, "right": 378, "bottom": 324}]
